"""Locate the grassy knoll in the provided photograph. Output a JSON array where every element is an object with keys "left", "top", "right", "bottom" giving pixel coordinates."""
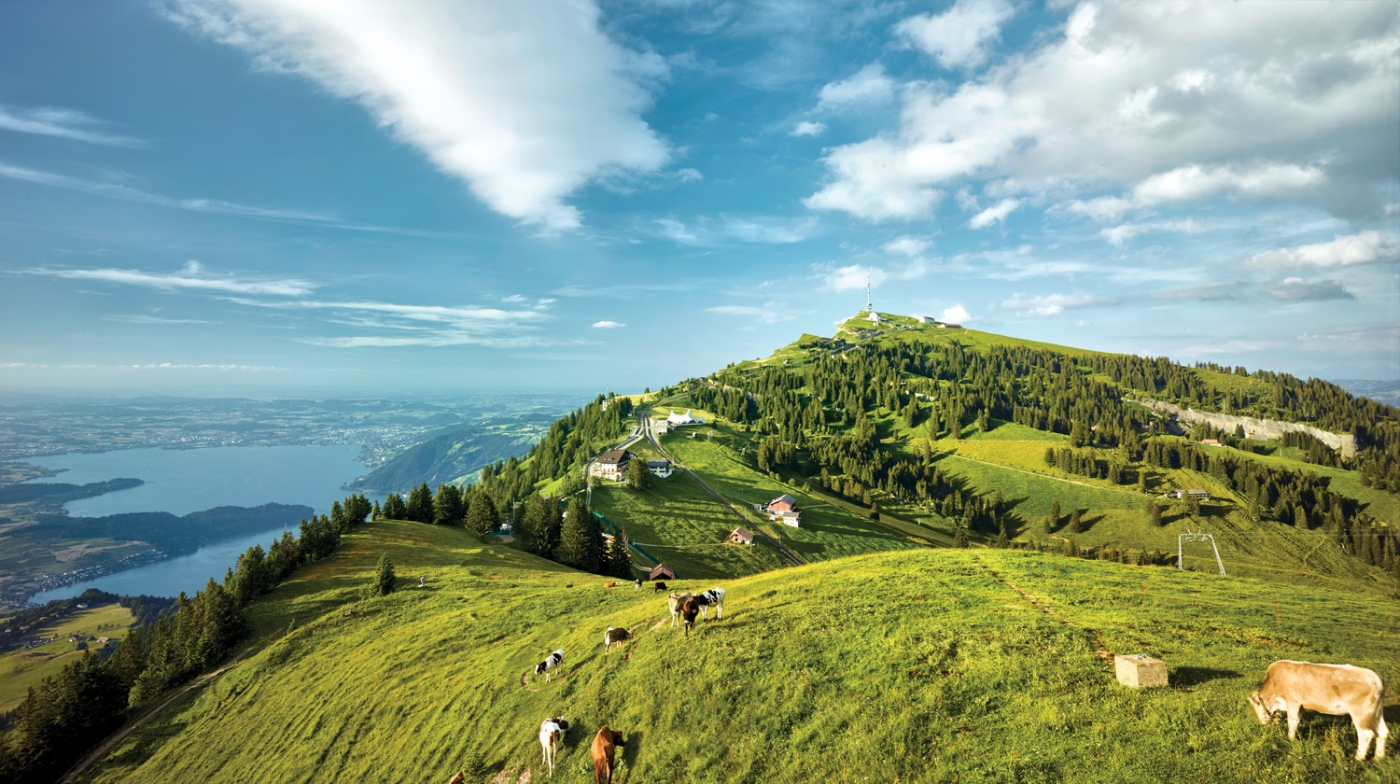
[
  {"left": 590, "top": 475, "right": 789, "bottom": 580},
  {"left": 0, "top": 604, "right": 135, "bottom": 711},
  {"left": 661, "top": 430, "right": 921, "bottom": 563},
  {"left": 82, "top": 520, "right": 1398, "bottom": 784}
]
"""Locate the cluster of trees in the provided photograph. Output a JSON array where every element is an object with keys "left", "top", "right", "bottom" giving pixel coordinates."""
[
  {"left": 0, "top": 493, "right": 371, "bottom": 783},
  {"left": 377, "top": 483, "right": 504, "bottom": 536},
  {"left": 514, "top": 495, "right": 632, "bottom": 579}
]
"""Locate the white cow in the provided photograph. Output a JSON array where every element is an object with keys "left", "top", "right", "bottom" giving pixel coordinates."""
[
  {"left": 539, "top": 716, "right": 571, "bottom": 776},
  {"left": 1249, "top": 660, "right": 1388, "bottom": 761}
]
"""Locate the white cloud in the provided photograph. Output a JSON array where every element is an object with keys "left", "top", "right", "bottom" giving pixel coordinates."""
[
  {"left": 810, "top": 2, "right": 1400, "bottom": 221},
  {"left": 895, "top": 0, "right": 1015, "bottom": 70},
  {"left": 1002, "top": 292, "right": 1113, "bottom": 317},
  {"left": 0, "top": 104, "right": 142, "bottom": 146},
  {"left": 706, "top": 305, "right": 764, "bottom": 316},
  {"left": 227, "top": 296, "right": 552, "bottom": 347},
  {"left": 163, "top": 0, "right": 668, "bottom": 231},
  {"left": 24, "top": 261, "right": 315, "bottom": 296},
  {"left": 103, "top": 314, "right": 222, "bottom": 325},
  {"left": 1265, "top": 277, "right": 1354, "bottom": 302},
  {"left": 706, "top": 302, "right": 793, "bottom": 325},
  {"left": 816, "top": 63, "right": 894, "bottom": 111},
  {"left": 816, "top": 263, "right": 885, "bottom": 292},
  {"left": 1098, "top": 218, "right": 1202, "bottom": 246},
  {"left": 654, "top": 218, "right": 700, "bottom": 245},
  {"left": 676, "top": 168, "right": 704, "bottom": 183},
  {"left": 938, "top": 304, "right": 970, "bottom": 323},
  {"left": 723, "top": 215, "right": 818, "bottom": 244},
  {"left": 501, "top": 294, "right": 528, "bottom": 303},
  {"left": 882, "top": 236, "right": 932, "bottom": 257},
  {"left": 1247, "top": 231, "right": 1400, "bottom": 269},
  {"left": 968, "top": 198, "right": 1020, "bottom": 229},
  {"left": 591, "top": 320, "right": 624, "bottom": 329},
  {"left": 791, "top": 121, "right": 827, "bottom": 137}
]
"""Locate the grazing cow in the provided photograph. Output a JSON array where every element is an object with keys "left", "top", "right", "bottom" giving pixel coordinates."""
[
  {"left": 653, "top": 581, "right": 668, "bottom": 592},
  {"left": 591, "top": 726, "right": 625, "bottom": 784},
  {"left": 694, "top": 587, "right": 726, "bottom": 620},
  {"left": 446, "top": 772, "right": 464, "bottom": 784},
  {"left": 530, "top": 649, "right": 565, "bottom": 683},
  {"left": 681, "top": 595, "right": 702, "bottom": 636},
  {"left": 667, "top": 592, "right": 694, "bottom": 628},
  {"left": 1249, "top": 660, "right": 1388, "bottom": 761},
  {"left": 538, "top": 716, "right": 571, "bottom": 776},
  {"left": 634, "top": 578, "right": 642, "bottom": 589},
  {"left": 604, "top": 581, "right": 616, "bottom": 588},
  {"left": 603, "top": 626, "right": 631, "bottom": 653}
]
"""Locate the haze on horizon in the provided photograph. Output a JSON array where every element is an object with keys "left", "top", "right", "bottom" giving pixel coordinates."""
[{"left": 1, "top": 0, "right": 1397, "bottom": 396}]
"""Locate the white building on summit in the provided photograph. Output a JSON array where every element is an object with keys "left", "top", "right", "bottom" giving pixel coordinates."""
[{"left": 666, "top": 409, "right": 706, "bottom": 427}]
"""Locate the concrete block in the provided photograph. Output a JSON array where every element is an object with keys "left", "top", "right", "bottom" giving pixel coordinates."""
[{"left": 1115, "top": 654, "right": 1168, "bottom": 688}]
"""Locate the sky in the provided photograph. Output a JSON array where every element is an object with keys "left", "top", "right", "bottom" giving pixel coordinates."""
[{"left": 1, "top": 0, "right": 1397, "bottom": 396}]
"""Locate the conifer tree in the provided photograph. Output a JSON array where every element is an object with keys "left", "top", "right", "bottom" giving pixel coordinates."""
[
  {"left": 1049, "top": 500, "right": 1061, "bottom": 532},
  {"left": 371, "top": 499, "right": 382, "bottom": 520},
  {"left": 601, "top": 534, "right": 633, "bottom": 579},
  {"left": 433, "top": 484, "right": 465, "bottom": 526},
  {"left": 627, "top": 457, "right": 650, "bottom": 490},
  {"left": 465, "top": 492, "right": 499, "bottom": 536},
  {"left": 406, "top": 483, "right": 434, "bottom": 523},
  {"left": 372, "top": 553, "right": 396, "bottom": 596},
  {"left": 1147, "top": 500, "right": 1163, "bottom": 527},
  {"left": 954, "top": 525, "right": 969, "bottom": 548},
  {"left": 1068, "top": 508, "right": 1082, "bottom": 534},
  {"left": 557, "top": 499, "right": 602, "bottom": 573},
  {"left": 382, "top": 493, "right": 406, "bottom": 520}
]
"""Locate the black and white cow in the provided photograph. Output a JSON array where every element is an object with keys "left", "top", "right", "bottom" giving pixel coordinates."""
[
  {"left": 532, "top": 649, "right": 565, "bottom": 682},
  {"left": 694, "top": 587, "right": 725, "bottom": 620},
  {"left": 603, "top": 626, "right": 631, "bottom": 653}
]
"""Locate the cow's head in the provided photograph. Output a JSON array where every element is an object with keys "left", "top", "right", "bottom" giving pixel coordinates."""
[
  {"left": 555, "top": 716, "right": 571, "bottom": 731},
  {"left": 607, "top": 728, "right": 625, "bottom": 746},
  {"left": 1247, "top": 691, "right": 1274, "bottom": 725}
]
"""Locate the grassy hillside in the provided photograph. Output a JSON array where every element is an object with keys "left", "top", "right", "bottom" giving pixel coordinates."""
[
  {"left": 0, "top": 604, "right": 135, "bottom": 712},
  {"left": 82, "top": 520, "right": 1399, "bottom": 784}
]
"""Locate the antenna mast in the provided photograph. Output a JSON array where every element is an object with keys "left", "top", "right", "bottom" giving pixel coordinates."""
[{"left": 866, "top": 268, "right": 872, "bottom": 312}]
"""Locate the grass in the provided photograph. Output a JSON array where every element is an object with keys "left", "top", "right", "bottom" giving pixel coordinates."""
[
  {"left": 590, "top": 475, "right": 789, "bottom": 580},
  {"left": 80, "top": 520, "right": 1400, "bottom": 784},
  {"left": 0, "top": 603, "right": 135, "bottom": 711}
]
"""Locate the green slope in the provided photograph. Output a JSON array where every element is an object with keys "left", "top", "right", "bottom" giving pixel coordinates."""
[{"left": 83, "top": 520, "right": 1399, "bottom": 784}]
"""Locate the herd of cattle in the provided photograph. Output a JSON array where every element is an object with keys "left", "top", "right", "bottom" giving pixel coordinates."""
[{"left": 463, "top": 584, "right": 1388, "bottom": 783}]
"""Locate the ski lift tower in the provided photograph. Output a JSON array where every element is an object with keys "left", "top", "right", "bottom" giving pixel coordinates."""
[{"left": 1177, "top": 529, "right": 1227, "bottom": 575}]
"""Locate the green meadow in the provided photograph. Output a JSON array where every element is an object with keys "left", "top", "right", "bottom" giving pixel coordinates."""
[
  {"left": 81, "top": 520, "right": 1399, "bottom": 784},
  {"left": 0, "top": 604, "right": 135, "bottom": 712}
]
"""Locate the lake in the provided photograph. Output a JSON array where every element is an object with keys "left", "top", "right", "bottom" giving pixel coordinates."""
[{"left": 25, "top": 445, "right": 382, "bottom": 602}]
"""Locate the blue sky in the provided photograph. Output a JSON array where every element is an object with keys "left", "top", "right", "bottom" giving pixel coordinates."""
[{"left": 1, "top": 0, "right": 1397, "bottom": 395}]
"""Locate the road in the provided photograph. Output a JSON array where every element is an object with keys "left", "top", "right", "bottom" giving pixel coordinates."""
[{"left": 638, "top": 408, "right": 806, "bottom": 567}]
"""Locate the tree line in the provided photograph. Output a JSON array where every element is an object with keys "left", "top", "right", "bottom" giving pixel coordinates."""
[{"left": 0, "top": 493, "right": 372, "bottom": 783}]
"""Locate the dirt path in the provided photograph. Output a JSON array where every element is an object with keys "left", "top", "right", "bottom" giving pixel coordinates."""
[
  {"left": 60, "top": 646, "right": 256, "bottom": 784},
  {"left": 946, "top": 451, "right": 1148, "bottom": 499},
  {"left": 978, "top": 558, "right": 1114, "bottom": 666}
]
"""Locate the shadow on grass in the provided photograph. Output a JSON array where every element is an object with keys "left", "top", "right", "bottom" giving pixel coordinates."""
[
  {"left": 1171, "top": 666, "right": 1242, "bottom": 687},
  {"left": 1078, "top": 512, "right": 1107, "bottom": 532}
]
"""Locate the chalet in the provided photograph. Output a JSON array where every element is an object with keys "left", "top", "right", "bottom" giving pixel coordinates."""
[
  {"left": 666, "top": 409, "right": 707, "bottom": 427},
  {"left": 1170, "top": 489, "right": 1211, "bottom": 501},
  {"left": 97, "top": 637, "right": 111, "bottom": 644},
  {"left": 775, "top": 510, "right": 801, "bottom": 528},
  {"left": 768, "top": 494, "right": 797, "bottom": 515},
  {"left": 729, "top": 527, "right": 754, "bottom": 545},
  {"left": 588, "top": 449, "right": 632, "bottom": 482},
  {"left": 649, "top": 563, "right": 676, "bottom": 581},
  {"left": 648, "top": 458, "right": 673, "bottom": 478},
  {"left": 1201, "top": 439, "right": 1222, "bottom": 447}
]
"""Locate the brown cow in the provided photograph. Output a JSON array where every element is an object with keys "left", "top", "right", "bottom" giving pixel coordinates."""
[
  {"left": 603, "top": 626, "right": 631, "bottom": 653},
  {"left": 591, "top": 726, "right": 625, "bottom": 784},
  {"left": 681, "top": 595, "right": 702, "bottom": 636},
  {"left": 446, "top": 772, "right": 465, "bottom": 784},
  {"left": 1249, "top": 660, "right": 1388, "bottom": 761}
]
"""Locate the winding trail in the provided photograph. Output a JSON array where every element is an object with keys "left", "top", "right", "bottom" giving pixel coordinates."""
[
  {"left": 977, "top": 557, "right": 1114, "bottom": 667},
  {"left": 60, "top": 646, "right": 256, "bottom": 784}
]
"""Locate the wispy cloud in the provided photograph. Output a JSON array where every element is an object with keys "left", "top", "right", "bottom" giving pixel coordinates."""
[
  {"left": 591, "top": 320, "right": 624, "bottom": 329},
  {"left": 0, "top": 104, "right": 143, "bottom": 146},
  {"left": 24, "top": 261, "right": 315, "bottom": 296},
  {"left": 816, "top": 62, "right": 894, "bottom": 111},
  {"left": 163, "top": 0, "right": 668, "bottom": 231},
  {"left": 1099, "top": 218, "right": 1202, "bottom": 246},
  {"left": 723, "top": 215, "right": 818, "bottom": 244},
  {"left": 1265, "top": 277, "right": 1354, "bottom": 302},
  {"left": 968, "top": 198, "right": 1019, "bottom": 229},
  {"left": 1247, "top": 231, "right": 1399, "bottom": 269},
  {"left": 791, "top": 121, "right": 826, "bottom": 137},
  {"left": 224, "top": 296, "right": 553, "bottom": 348},
  {"left": 103, "top": 314, "right": 223, "bottom": 325},
  {"left": 1, "top": 362, "right": 284, "bottom": 371},
  {"left": 1002, "top": 292, "right": 1114, "bottom": 317},
  {"left": 706, "top": 303, "right": 792, "bottom": 325}
]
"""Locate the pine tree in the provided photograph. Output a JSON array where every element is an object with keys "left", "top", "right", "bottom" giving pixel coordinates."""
[
  {"left": 557, "top": 499, "right": 602, "bottom": 573},
  {"left": 627, "top": 457, "right": 650, "bottom": 491},
  {"left": 869, "top": 500, "right": 880, "bottom": 520},
  {"left": 465, "top": 493, "right": 499, "bottom": 536},
  {"left": 1049, "top": 500, "right": 1061, "bottom": 532},
  {"left": 954, "top": 526, "right": 969, "bottom": 548},
  {"left": 601, "top": 535, "right": 633, "bottom": 579},
  {"left": 1148, "top": 501, "right": 1163, "bottom": 528},
  {"left": 372, "top": 553, "right": 396, "bottom": 596},
  {"left": 382, "top": 493, "right": 406, "bottom": 520},
  {"left": 1068, "top": 508, "right": 1082, "bottom": 534},
  {"left": 371, "top": 499, "right": 382, "bottom": 520},
  {"left": 406, "top": 483, "right": 434, "bottom": 523},
  {"left": 433, "top": 484, "right": 465, "bottom": 526}
]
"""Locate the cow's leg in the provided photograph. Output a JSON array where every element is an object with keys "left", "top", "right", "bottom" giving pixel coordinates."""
[
  {"left": 717, "top": 602, "right": 723, "bottom": 619},
  {"left": 1286, "top": 707, "right": 1300, "bottom": 740},
  {"left": 1375, "top": 713, "right": 1388, "bottom": 759}
]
